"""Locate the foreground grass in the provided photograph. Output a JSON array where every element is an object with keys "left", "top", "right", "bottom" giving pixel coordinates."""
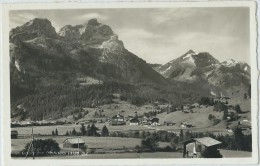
[
  {"left": 219, "top": 149, "right": 252, "bottom": 158},
  {"left": 11, "top": 136, "right": 170, "bottom": 153}
]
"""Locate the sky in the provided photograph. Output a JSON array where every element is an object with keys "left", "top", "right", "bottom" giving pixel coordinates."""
[{"left": 9, "top": 7, "right": 250, "bottom": 65}]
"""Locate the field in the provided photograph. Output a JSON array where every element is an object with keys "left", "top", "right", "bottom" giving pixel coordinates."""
[
  {"left": 12, "top": 121, "right": 233, "bottom": 138},
  {"left": 12, "top": 152, "right": 183, "bottom": 159},
  {"left": 11, "top": 95, "right": 251, "bottom": 159},
  {"left": 13, "top": 124, "right": 153, "bottom": 136},
  {"left": 11, "top": 136, "right": 171, "bottom": 153},
  {"left": 219, "top": 149, "right": 252, "bottom": 158},
  {"left": 45, "top": 152, "right": 183, "bottom": 159},
  {"left": 12, "top": 135, "right": 252, "bottom": 159}
]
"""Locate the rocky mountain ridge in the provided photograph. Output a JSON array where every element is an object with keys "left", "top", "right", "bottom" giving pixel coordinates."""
[
  {"left": 10, "top": 18, "right": 168, "bottom": 101},
  {"left": 152, "top": 49, "right": 250, "bottom": 96}
]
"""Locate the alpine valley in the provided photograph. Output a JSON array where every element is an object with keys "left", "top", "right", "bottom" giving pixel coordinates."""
[{"left": 10, "top": 18, "right": 251, "bottom": 122}]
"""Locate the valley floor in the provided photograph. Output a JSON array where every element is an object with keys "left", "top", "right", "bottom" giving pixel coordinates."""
[{"left": 11, "top": 135, "right": 252, "bottom": 159}]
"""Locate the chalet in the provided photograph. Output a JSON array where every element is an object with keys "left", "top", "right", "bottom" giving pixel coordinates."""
[
  {"left": 238, "top": 124, "right": 251, "bottom": 130},
  {"left": 112, "top": 93, "right": 121, "bottom": 99},
  {"left": 183, "top": 137, "right": 222, "bottom": 158},
  {"left": 124, "top": 115, "right": 133, "bottom": 122},
  {"left": 183, "top": 109, "right": 191, "bottom": 113},
  {"left": 113, "top": 112, "right": 124, "bottom": 122},
  {"left": 183, "top": 105, "right": 189, "bottom": 110},
  {"left": 180, "top": 122, "right": 192, "bottom": 128},
  {"left": 63, "top": 138, "right": 85, "bottom": 148},
  {"left": 145, "top": 105, "right": 154, "bottom": 110},
  {"left": 225, "top": 127, "right": 233, "bottom": 133},
  {"left": 141, "top": 120, "right": 150, "bottom": 125},
  {"left": 11, "top": 130, "right": 18, "bottom": 139},
  {"left": 164, "top": 121, "right": 175, "bottom": 126},
  {"left": 141, "top": 116, "right": 151, "bottom": 125},
  {"left": 11, "top": 120, "right": 21, "bottom": 125},
  {"left": 192, "top": 103, "right": 200, "bottom": 108},
  {"left": 151, "top": 118, "right": 159, "bottom": 126},
  {"left": 158, "top": 104, "right": 171, "bottom": 110},
  {"left": 129, "top": 118, "right": 139, "bottom": 125}
]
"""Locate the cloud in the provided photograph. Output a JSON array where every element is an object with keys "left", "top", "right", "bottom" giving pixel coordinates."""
[
  {"left": 172, "top": 32, "right": 237, "bottom": 46},
  {"left": 9, "top": 12, "right": 36, "bottom": 29},
  {"left": 151, "top": 8, "right": 210, "bottom": 25},
  {"left": 117, "top": 28, "right": 163, "bottom": 40}
]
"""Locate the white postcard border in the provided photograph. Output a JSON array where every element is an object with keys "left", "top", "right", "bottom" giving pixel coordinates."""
[{"left": 1, "top": 1, "right": 259, "bottom": 165}]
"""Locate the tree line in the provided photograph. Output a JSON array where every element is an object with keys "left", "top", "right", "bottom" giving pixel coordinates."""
[
  {"left": 12, "top": 80, "right": 205, "bottom": 121},
  {"left": 109, "top": 128, "right": 252, "bottom": 152}
]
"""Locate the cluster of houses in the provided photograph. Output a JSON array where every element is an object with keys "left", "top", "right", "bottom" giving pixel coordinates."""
[
  {"left": 107, "top": 111, "right": 161, "bottom": 126},
  {"left": 182, "top": 103, "right": 200, "bottom": 113},
  {"left": 11, "top": 119, "right": 68, "bottom": 127},
  {"left": 180, "top": 122, "right": 193, "bottom": 128}
]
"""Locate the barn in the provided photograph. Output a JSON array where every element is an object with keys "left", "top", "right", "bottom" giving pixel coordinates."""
[
  {"left": 129, "top": 118, "right": 139, "bottom": 125},
  {"left": 183, "top": 137, "right": 222, "bottom": 158},
  {"left": 63, "top": 138, "right": 85, "bottom": 148},
  {"left": 164, "top": 121, "right": 175, "bottom": 126},
  {"left": 151, "top": 118, "right": 159, "bottom": 126}
]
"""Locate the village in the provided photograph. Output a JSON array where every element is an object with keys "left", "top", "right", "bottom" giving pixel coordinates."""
[
  {"left": 11, "top": 92, "right": 252, "bottom": 159},
  {"left": 11, "top": 93, "right": 251, "bottom": 131}
]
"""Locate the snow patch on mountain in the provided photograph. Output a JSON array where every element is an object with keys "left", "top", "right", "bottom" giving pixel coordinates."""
[
  {"left": 161, "top": 65, "right": 172, "bottom": 74},
  {"left": 182, "top": 54, "right": 191, "bottom": 60},
  {"left": 182, "top": 54, "right": 196, "bottom": 66},
  {"left": 15, "top": 60, "right": 21, "bottom": 72},
  {"left": 222, "top": 59, "right": 240, "bottom": 67},
  {"left": 169, "top": 59, "right": 177, "bottom": 63}
]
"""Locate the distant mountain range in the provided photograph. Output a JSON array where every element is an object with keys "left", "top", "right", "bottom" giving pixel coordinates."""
[
  {"left": 9, "top": 18, "right": 251, "bottom": 120},
  {"left": 151, "top": 49, "right": 250, "bottom": 96}
]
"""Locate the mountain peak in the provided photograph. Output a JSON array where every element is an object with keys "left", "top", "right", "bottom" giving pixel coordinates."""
[
  {"left": 101, "top": 35, "right": 125, "bottom": 54},
  {"left": 10, "top": 18, "right": 57, "bottom": 42},
  {"left": 87, "top": 18, "right": 100, "bottom": 26},
  {"left": 186, "top": 49, "right": 195, "bottom": 54},
  {"left": 25, "top": 18, "right": 52, "bottom": 26}
]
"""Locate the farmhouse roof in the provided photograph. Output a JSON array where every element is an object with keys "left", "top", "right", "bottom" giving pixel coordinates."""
[
  {"left": 194, "top": 137, "right": 222, "bottom": 147},
  {"left": 130, "top": 118, "right": 139, "bottom": 123},
  {"left": 192, "top": 103, "right": 200, "bottom": 106},
  {"left": 63, "top": 138, "right": 85, "bottom": 144},
  {"left": 151, "top": 118, "right": 159, "bottom": 122}
]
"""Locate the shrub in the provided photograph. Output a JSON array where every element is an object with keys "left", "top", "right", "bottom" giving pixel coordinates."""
[{"left": 21, "top": 139, "right": 60, "bottom": 156}]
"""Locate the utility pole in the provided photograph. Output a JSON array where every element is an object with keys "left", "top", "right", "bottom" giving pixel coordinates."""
[
  {"left": 78, "top": 137, "right": 80, "bottom": 155},
  {"left": 25, "top": 126, "right": 34, "bottom": 159},
  {"left": 32, "top": 127, "right": 35, "bottom": 159}
]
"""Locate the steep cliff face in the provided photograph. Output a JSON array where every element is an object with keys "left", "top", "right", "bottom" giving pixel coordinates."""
[
  {"left": 10, "top": 18, "right": 58, "bottom": 44},
  {"left": 9, "top": 18, "right": 168, "bottom": 100},
  {"left": 58, "top": 18, "right": 114, "bottom": 45}
]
